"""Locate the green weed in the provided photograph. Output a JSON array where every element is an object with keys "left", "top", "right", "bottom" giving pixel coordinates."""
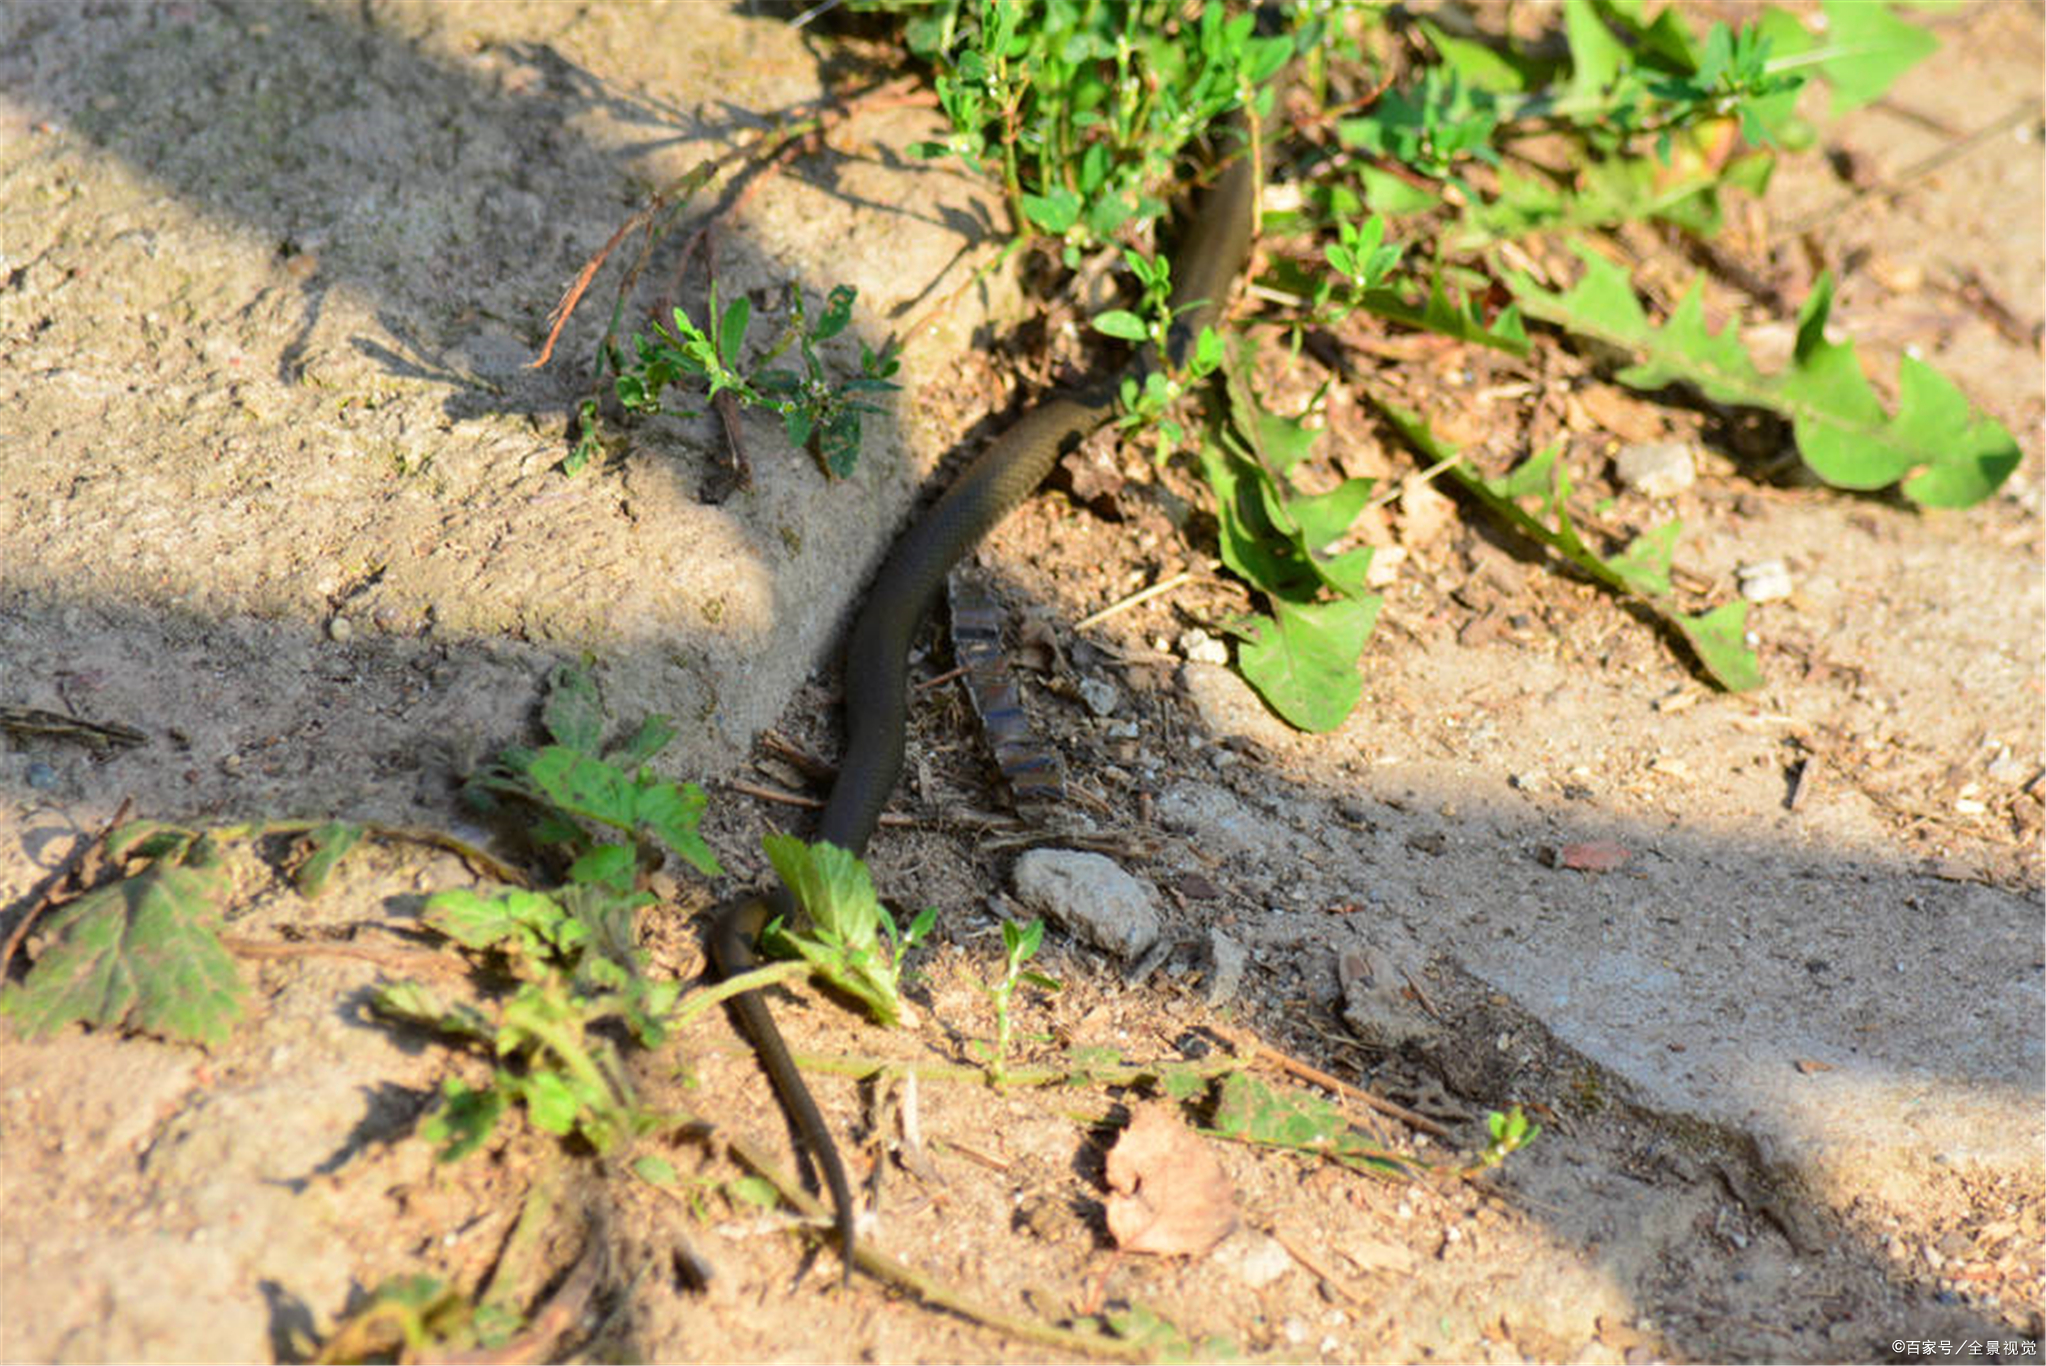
[
  {"left": 598, "top": 281, "right": 902, "bottom": 479},
  {"left": 968, "top": 916, "right": 1060, "bottom": 1085},
  {"left": 886, "top": 0, "right": 1998, "bottom": 729}
]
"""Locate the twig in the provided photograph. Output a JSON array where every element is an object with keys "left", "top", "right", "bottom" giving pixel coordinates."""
[
  {"left": 726, "top": 780, "right": 917, "bottom": 826},
  {"left": 219, "top": 936, "right": 470, "bottom": 981},
  {"left": 2, "top": 796, "right": 132, "bottom": 977},
  {"left": 1073, "top": 569, "right": 1200, "bottom": 631},
  {"left": 1213, "top": 1023, "right": 1451, "bottom": 1138}
]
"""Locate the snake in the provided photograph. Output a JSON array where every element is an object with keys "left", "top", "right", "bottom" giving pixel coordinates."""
[{"left": 709, "top": 121, "right": 1264, "bottom": 1278}]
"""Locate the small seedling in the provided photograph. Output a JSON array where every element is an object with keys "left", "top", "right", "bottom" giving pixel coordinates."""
[
  {"left": 1472, "top": 1104, "right": 1543, "bottom": 1171},
  {"left": 968, "top": 917, "right": 1060, "bottom": 1086}
]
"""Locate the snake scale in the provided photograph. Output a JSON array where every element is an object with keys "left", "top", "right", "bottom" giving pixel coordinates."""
[{"left": 709, "top": 122, "right": 1263, "bottom": 1278}]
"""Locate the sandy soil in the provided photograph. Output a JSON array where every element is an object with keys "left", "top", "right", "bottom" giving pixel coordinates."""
[{"left": 1, "top": 2, "right": 2040, "bottom": 1363}]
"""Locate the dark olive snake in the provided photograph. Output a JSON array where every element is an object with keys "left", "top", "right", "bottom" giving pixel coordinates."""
[{"left": 709, "top": 129, "right": 1263, "bottom": 1279}]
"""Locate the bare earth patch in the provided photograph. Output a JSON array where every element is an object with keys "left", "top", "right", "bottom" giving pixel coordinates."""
[{"left": 1, "top": 3, "right": 2039, "bottom": 1362}]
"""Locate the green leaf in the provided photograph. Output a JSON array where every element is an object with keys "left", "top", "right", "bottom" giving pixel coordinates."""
[
  {"left": 1020, "top": 187, "right": 1081, "bottom": 234},
  {"left": 1563, "top": 0, "right": 1628, "bottom": 105},
  {"left": 540, "top": 665, "right": 605, "bottom": 752},
  {"left": 727, "top": 1175, "right": 781, "bottom": 1208},
  {"left": 1604, "top": 519, "right": 1681, "bottom": 597},
  {"left": 613, "top": 714, "right": 677, "bottom": 767},
  {"left": 518, "top": 1069, "right": 581, "bottom": 1136},
  {"left": 1671, "top": 600, "right": 1764, "bottom": 692},
  {"left": 424, "top": 887, "right": 552, "bottom": 954},
  {"left": 293, "top": 821, "right": 363, "bottom": 899},
  {"left": 1818, "top": 0, "right": 1938, "bottom": 113},
  {"left": 1, "top": 860, "right": 243, "bottom": 1047},
  {"left": 813, "top": 284, "right": 857, "bottom": 342},
  {"left": 421, "top": 1077, "right": 508, "bottom": 1162},
  {"left": 817, "top": 408, "right": 862, "bottom": 481},
  {"left": 633, "top": 1154, "right": 678, "bottom": 1187},
  {"left": 717, "top": 295, "right": 751, "bottom": 372},
  {"left": 1234, "top": 596, "right": 1380, "bottom": 734},
  {"left": 1503, "top": 251, "right": 2019, "bottom": 506},
  {"left": 1092, "top": 309, "right": 1149, "bottom": 342},
  {"left": 566, "top": 844, "right": 637, "bottom": 893},
  {"left": 1417, "top": 18, "right": 1536, "bottom": 92},
  {"left": 760, "top": 834, "right": 908, "bottom": 1027}
]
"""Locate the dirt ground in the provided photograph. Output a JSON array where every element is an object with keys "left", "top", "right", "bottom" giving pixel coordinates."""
[{"left": 1, "top": 2, "right": 2041, "bottom": 1363}]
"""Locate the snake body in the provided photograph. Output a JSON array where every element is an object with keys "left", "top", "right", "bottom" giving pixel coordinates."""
[{"left": 710, "top": 138, "right": 1261, "bottom": 1276}]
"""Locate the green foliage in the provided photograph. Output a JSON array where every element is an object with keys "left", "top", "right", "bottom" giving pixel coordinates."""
[
  {"left": 1208, "top": 1072, "right": 1408, "bottom": 1177},
  {"left": 906, "top": 0, "right": 1289, "bottom": 257},
  {"left": 759, "top": 834, "right": 935, "bottom": 1028},
  {"left": 1100, "top": 246, "right": 1231, "bottom": 457},
  {"left": 1195, "top": 338, "right": 1382, "bottom": 732},
  {"left": 381, "top": 666, "right": 722, "bottom": 1157},
  {"left": 1503, "top": 250, "right": 2020, "bottom": 507},
  {"left": 589, "top": 281, "right": 901, "bottom": 478},
  {"left": 467, "top": 665, "right": 720, "bottom": 878},
  {"left": 0, "top": 840, "right": 243, "bottom": 1048},
  {"left": 1372, "top": 399, "right": 1763, "bottom": 692},
  {"left": 1080, "top": 1302, "right": 1238, "bottom": 1363},
  {"left": 374, "top": 869, "right": 681, "bottom": 1158}
]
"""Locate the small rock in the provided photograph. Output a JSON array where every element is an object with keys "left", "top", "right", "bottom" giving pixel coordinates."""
[
  {"left": 1177, "top": 627, "right": 1228, "bottom": 666},
  {"left": 1614, "top": 440, "right": 1697, "bottom": 499},
  {"left": 1203, "top": 929, "right": 1246, "bottom": 1007},
  {"left": 1337, "top": 944, "right": 1438, "bottom": 1050},
  {"left": 1737, "top": 559, "right": 1793, "bottom": 602},
  {"left": 24, "top": 761, "right": 59, "bottom": 791},
  {"left": 1984, "top": 746, "right": 2029, "bottom": 786},
  {"left": 1012, "top": 849, "right": 1160, "bottom": 961},
  {"left": 1214, "top": 1230, "right": 1293, "bottom": 1289},
  {"left": 327, "top": 615, "right": 354, "bottom": 643},
  {"left": 1077, "top": 676, "right": 1119, "bottom": 718}
]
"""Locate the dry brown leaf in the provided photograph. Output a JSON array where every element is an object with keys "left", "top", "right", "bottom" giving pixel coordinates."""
[
  {"left": 1103, "top": 1102, "right": 1238, "bottom": 1257},
  {"left": 1556, "top": 840, "right": 1631, "bottom": 872}
]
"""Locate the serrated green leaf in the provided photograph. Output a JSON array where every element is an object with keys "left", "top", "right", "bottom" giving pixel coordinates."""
[
  {"left": 421, "top": 1077, "right": 507, "bottom": 1162},
  {"left": 423, "top": 887, "right": 565, "bottom": 957},
  {"left": 613, "top": 714, "right": 677, "bottom": 767},
  {"left": 630, "top": 774, "right": 720, "bottom": 876},
  {"left": 1, "top": 861, "right": 243, "bottom": 1047},
  {"left": 761, "top": 834, "right": 907, "bottom": 1026},
  {"left": 1503, "top": 251, "right": 2018, "bottom": 507},
  {"left": 294, "top": 821, "right": 363, "bottom": 900},
  {"left": 566, "top": 843, "right": 637, "bottom": 893},
  {"left": 540, "top": 666, "right": 605, "bottom": 752},
  {"left": 1819, "top": 0, "right": 1938, "bottom": 113},
  {"left": 518, "top": 1069, "right": 581, "bottom": 1136}
]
